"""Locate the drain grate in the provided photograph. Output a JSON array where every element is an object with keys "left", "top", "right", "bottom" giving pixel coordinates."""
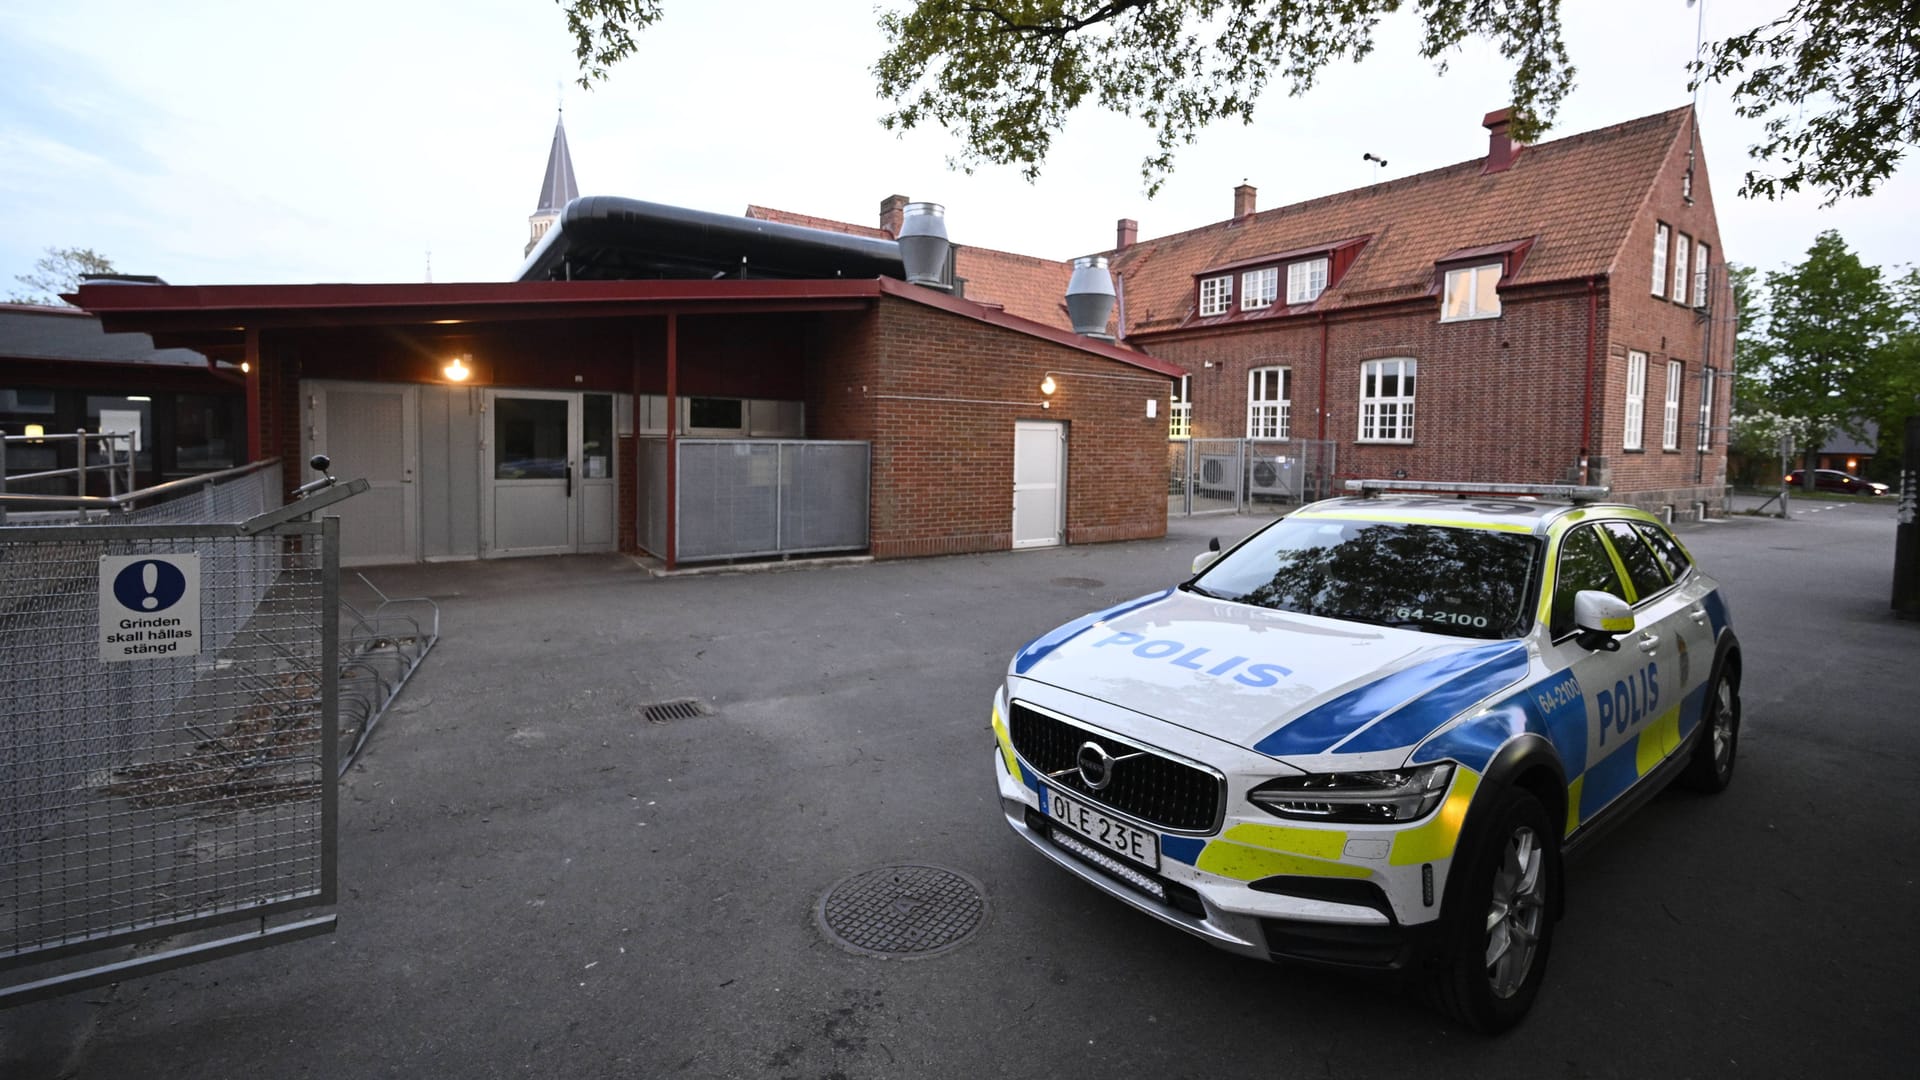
[
  {"left": 642, "top": 699, "right": 709, "bottom": 724},
  {"left": 816, "top": 864, "right": 986, "bottom": 959}
]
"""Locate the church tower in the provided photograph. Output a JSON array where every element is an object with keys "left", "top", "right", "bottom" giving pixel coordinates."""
[{"left": 526, "top": 110, "right": 579, "bottom": 256}]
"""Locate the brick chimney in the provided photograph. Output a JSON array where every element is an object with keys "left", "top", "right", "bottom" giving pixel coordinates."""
[
  {"left": 1116, "top": 218, "right": 1138, "bottom": 250},
  {"left": 1483, "top": 109, "right": 1519, "bottom": 174},
  {"left": 879, "top": 194, "right": 910, "bottom": 237},
  {"left": 1233, "top": 183, "right": 1257, "bottom": 219}
]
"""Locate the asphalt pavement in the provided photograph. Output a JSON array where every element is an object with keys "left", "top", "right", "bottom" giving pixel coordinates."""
[{"left": 4, "top": 500, "right": 1917, "bottom": 1078}]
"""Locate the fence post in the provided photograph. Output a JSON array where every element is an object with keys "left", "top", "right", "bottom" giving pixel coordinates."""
[
  {"left": 1894, "top": 416, "right": 1919, "bottom": 620},
  {"left": 0, "top": 434, "right": 8, "bottom": 526}
]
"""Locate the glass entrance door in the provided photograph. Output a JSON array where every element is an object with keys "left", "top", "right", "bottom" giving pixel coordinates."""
[{"left": 484, "top": 390, "right": 578, "bottom": 558}]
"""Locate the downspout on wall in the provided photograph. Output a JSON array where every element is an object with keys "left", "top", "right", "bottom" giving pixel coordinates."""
[
  {"left": 1582, "top": 277, "right": 1598, "bottom": 485},
  {"left": 1317, "top": 313, "right": 1330, "bottom": 440}
]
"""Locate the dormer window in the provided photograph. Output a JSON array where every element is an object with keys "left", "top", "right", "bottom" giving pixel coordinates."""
[
  {"left": 1432, "top": 238, "right": 1532, "bottom": 324},
  {"left": 1241, "top": 267, "right": 1278, "bottom": 310},
  {"left": 1286, "top": 258, "right": 1329, "bottom": 304},
  {"left": 1199, "top": 275, "right": 1232, "bottom": 316},
  {"left": 1442, "top": 264, "right": 1503, "bottom": 321}
]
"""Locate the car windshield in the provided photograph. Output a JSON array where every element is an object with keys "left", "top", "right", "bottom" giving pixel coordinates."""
[{"left": 1186, "top": 517, "right": 1543, "bottom": 640}]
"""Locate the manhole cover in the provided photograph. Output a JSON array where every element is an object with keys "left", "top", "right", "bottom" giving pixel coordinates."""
[
  {"left": 816, "top": 864, "right": 986, "bottom": 959},
  {"left": 642, "top": 699, "right": 709, "bottom": 723},
  {"left": 1050, "top": 577, "right": 1106, "bottom": 589}
]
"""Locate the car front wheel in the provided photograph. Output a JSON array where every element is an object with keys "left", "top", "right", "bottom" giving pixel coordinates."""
[{"left": 1428, "top": 788, "right": 1558, "bottom": 1033}]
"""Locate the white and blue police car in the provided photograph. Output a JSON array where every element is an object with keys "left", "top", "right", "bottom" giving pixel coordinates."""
[{"left": 991, "top": 480, "right": 1740, "bottom": 1031}]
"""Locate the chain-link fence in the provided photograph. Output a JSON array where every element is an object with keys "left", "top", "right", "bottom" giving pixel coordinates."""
[
  {"left": 0, "top": 515, "right": 337, "bottom": 1005},
  {"left": 1168, "top": 439, "right": 1338, "bottom": 515}
]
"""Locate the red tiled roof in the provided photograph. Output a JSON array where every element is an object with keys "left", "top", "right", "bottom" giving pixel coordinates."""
[
  {"left": 744, "top": 205, "right": 893, "bottom": 241},
  {"left": 1109, "top": 107, "right": 1692, "bottom": 335},
  {"left": 747, "top": 203, "right": 1080, "bottom": 332}
]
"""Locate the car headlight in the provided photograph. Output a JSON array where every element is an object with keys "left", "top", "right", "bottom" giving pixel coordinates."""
[{"left": 1248, "top": 763, "right": 1455, "bottom": 824}]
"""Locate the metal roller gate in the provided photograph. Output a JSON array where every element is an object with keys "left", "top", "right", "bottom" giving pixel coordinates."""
[{"left": 0, "top": 511, "right": 342, "bottom": 1005}]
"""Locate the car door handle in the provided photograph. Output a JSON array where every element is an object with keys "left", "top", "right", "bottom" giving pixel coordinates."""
[
  {"left": 1689, "top": 609, "right": 1709, "bottom": 624},
  {"left": 1636, "top": 632, "right": 1661, "bottom": 654}
]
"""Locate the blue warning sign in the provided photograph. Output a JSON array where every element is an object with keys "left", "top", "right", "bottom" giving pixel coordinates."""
[{"left": 112, "top": 559, "right": 190, "bottom": 614}]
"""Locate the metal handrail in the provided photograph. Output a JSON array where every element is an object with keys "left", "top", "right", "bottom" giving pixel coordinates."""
[
  {"left": 0, "top": 430, "right": 137, "bottom": 501},
  {"left": 0, "top": 458, "right": 281, "bottom": 512}
]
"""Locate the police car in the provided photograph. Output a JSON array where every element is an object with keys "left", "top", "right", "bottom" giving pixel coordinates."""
[{"left": 991, "top": 480, "right": 1740, "bottom": 1032}]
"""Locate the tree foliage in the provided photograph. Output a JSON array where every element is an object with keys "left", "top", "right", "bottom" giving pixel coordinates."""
[
  {"left": 559, "top": 1, "right": 1914, "bottom": 203},
  {"left": 1735, "top": 231, "right": 1919, "bottom": 478},
  {"left": 8, "top": 247, "right": 115, "bottom": 306},
  {"left": 1691, "top": 0, "right": 1920, "bottom": 205},
  {"left": 559, "top": 0, "right": 665, "bottom": 88},
  {"left": 871, "top": 0, "right": 1571, "bottom": 193}
]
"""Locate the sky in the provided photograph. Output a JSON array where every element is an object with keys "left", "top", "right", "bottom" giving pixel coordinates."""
[{"left": 2, "top": 0, "right": 1914, "bottom": 293}]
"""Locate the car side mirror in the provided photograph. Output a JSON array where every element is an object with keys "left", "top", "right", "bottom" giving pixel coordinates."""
[
  {"left": 1192, "top": 537, "right": 1223, "bottom": 576},
  {"left": 1572, "top": 590, "right": 1633, "bottom": 652}
]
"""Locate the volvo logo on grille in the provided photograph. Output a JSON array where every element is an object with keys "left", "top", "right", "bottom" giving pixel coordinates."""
[{"left": 1077, "top": 741, "right": 1118, "bottom": 790}]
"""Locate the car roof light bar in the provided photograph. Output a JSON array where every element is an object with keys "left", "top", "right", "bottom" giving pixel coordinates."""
[{"left": 1344, "top": 479, "right": 1612, "bottom": 504}]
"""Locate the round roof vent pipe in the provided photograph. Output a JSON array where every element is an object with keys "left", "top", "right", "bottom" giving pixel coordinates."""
[
  {"left": 1067, "top": 256, "right": 1116, "bottom": 338},
  {"left": 898, "top": 202, "right": 949, "bottom": 288}
]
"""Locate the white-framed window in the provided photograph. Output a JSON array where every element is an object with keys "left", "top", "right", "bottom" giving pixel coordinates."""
[
  {"left": 1247, "top": 367, "right": 1291, "bottom": 439},
  {"left": 1441, "top": 263, "right": 1503, "bottom": 321},
  {"left": 1286, "top": 258, "right": 1329, "bottom": 305},
  {"left": 1672, "top": 233, "right": 1691, "bottom": 303},
  {"left": 1358, "top": 358, "right": 1416, "bottom": 443},
  {"left": 1693, "top": 243, "right": 1711, "bottom": 308},
  {"left": 1662, "top": 360, "right": 1683, "bottom": 450},
  {"left": 1198, "top": 275, "right": 1232, "bottom": 316},
  {"left": 1652, "top": 223, "right": 1670, "bottom": 297},
  {"left": 1242, "top": 267, "right": 1278, "bottom": 310},
  {"left": 1624, "top": 349, "right": 1647, "bottom": 451},
  {"left": 1697, "top": 367, "right": 1716, "bottom": 451},
  {"left": 1170, "top": 375, "right": 1192, "bottom": 438}
]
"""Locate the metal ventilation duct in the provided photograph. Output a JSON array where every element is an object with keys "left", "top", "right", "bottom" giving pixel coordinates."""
[
  {"left": 898, "top": 202, "right": 950, "bottom": 287},
  {"left": 1066, "top": 256, "right": 1116, "bottom": 337},
  {"left": 516, "top": 196, "right": 905, "bottom": 282}
]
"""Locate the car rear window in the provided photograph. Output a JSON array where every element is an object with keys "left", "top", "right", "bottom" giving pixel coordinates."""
[
  {"left": 1634, "top": 522, "right": 1692, "bottom": 582},
  {"left": 1188, "top": 518, "right": 1542, "bottom": 639},
  {"left": 1602, "top": 521, "right": 1671, "bottom": 599}
]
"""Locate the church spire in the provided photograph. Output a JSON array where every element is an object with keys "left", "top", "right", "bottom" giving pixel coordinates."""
[{"left": 527, "top": 109, "right": 579, "bottom": 256}]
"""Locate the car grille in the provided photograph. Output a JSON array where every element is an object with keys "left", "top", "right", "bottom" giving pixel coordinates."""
[{"left": 1008, "top": 702, "right": 1223, "bottom": 832}]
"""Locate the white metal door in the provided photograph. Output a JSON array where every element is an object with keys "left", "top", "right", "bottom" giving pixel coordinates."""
[
  {"left": 304, "top": 381, "right": 418, "bottom": 566},
  {"left": 577, "top": 393, "right": 617, "bottom": 553},
  {"left": 483, "top": 390, "right": 578, "bottom": 558},
  {"left": 1012, "top": 420, "right": 1066, "bottom": 549}
]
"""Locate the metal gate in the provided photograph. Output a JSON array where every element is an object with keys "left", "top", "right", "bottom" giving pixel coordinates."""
[
  {"left": 1168, "top": 438, "right": 1338, "bottom": 515},
  {"left": 1, "top": 509, "right": 341, "bottom": 1005}
]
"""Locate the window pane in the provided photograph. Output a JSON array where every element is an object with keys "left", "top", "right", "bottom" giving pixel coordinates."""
[
  {"left": 174, "top": 394, "right": 237, "bottom": 470},
  {"left": 1652, "top": 223, "right": 1670, "bottom": 296},
  {"left": 689, "top": 397, "right": 743, "bottom": 429},
  {"left": 1552, "top": 526, "right": 1626, "bottom": 637},
  {"left": 1603, "top": 521, "right": 1670, "bottom": 598},
  {"left": 1637, "top": 523, "right": 1692, "bottom": 580},
  {"left": 495, "top": 398, "right": 569, "bottom": 479},
  {"left": 1443, "top": 269, "right": 1470, "bottom": 319},
  {"left": 1474, "top": 266, "right": 1500, "bottom": 316}
]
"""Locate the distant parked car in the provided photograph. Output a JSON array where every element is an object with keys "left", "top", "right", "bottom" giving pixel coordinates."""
[{"left": 1784, "top": 469, "right": 1888, "bottom": 496}]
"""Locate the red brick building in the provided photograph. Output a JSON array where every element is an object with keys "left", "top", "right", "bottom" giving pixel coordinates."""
[
  {"left": 761, "top": 106, "right": 1735, "bottom": 516},
  {"left": 73, "top": 276, "right": 1180, "bottom": 566}
]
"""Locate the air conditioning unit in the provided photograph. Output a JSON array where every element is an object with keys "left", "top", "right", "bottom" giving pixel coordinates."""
[
  {"left": 1197, "top": 454, "right": 1240, "bottom": 493},
  {"left": 1248, "top": 455, "right": 1294, "bottom": 498}
]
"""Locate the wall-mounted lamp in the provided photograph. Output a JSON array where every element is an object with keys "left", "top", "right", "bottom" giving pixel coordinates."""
[
  {"left": 240, "top": 362, "right": 251, "bottom": 374},
  {"left": 1040, "top": 375, "right": 1057, "bottom": 396},
  {"left": 23, "top": 423, "right": 45, "bottom": 439},
  {"left": 444, "top": 355, "right": 472, "bottom": 382}
]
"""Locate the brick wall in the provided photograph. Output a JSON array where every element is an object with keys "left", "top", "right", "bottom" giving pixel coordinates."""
[
  {"left": 1597, "top": 110, "right": 1734, "bottom": 516},
  {"left": 812, "top": 297, "right": 1171, "bottom": 559},
  {"left": 1146, "top": 286, "right": 1599, "bottom": 487}
]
